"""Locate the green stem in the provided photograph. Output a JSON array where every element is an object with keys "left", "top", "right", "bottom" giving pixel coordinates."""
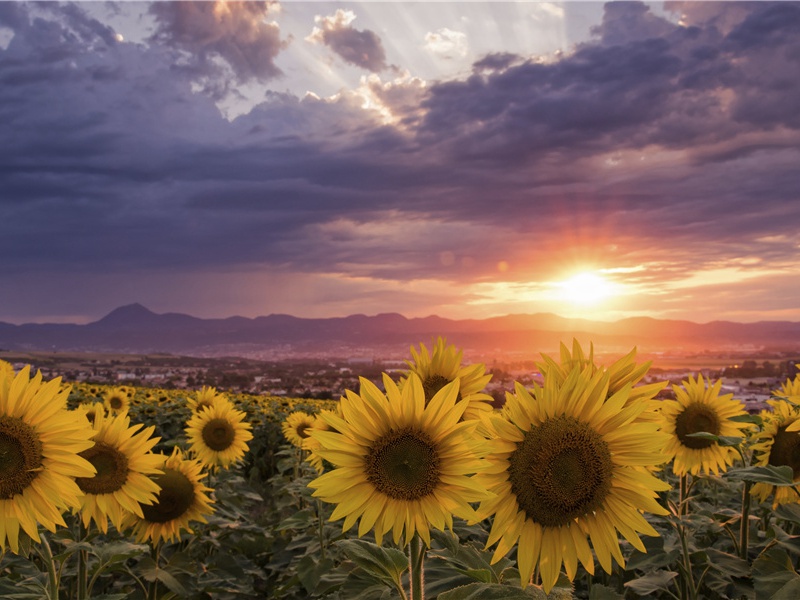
[
  {"left": 78, "top": 521, "right": 89, "bottom": 600},
  {"left": 148, "top": 542, "right": 162, "bottom": 600},
  {"left": 316, "top": 498, "right": 326, "bottom": 560},
  {"left": 38, "top": 534, "right": 60, "bottom": 600},
  {"left": 679, "top": 474, "right": 689, "bottom": 517},
  {"left": 740, "top": 481, "right": 752, "bottom": 561},
  {"left": 678, "top": 524, "right": 697, "bottom": 600},
  {"left": 408, "top": 534, "right": 425, "bottom": 600}
]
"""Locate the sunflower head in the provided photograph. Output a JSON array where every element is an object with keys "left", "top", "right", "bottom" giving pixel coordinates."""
[
  {"left": 185, "top": 399, "right": 253, "bottom": 471},
  {"left": 402, "top": 337, "right": 493, "bottom": 421},
  {"left": 0, "top": 366, "right": 96, "bottom": 553},
  {"left": 282, "top": 411, "right": 316, "bottom": 448},
  {"left": 126, "top": 447, "right": 214, "bottom": 545},
  {"left": 75, "top": 410, "right": 163, "bottom": 533},
  {"left": 474, "top": 358, "right": 670, "bottom": 593},
  {"left": 309, "top": 373, "right": 490, "bottom": 547},
  {"left": 304, "top": 408, "right": 341, "bottom": 473},
  {"left": 752, "top": 400, "right": 800, "bottom": 507},
  {"left": 187, "top": 386, "right": 226, "bottom": 413},
  {"left": 660, "top": 374, "right": 748, "bottom": 476},
  {"left": 103, "top": 387, "right": 130, "bottom": 415}
]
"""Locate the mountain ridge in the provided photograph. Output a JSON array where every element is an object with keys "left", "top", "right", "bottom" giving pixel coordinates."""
[{"left": 1, "top": 303, "right": 799, "bottom": 359}]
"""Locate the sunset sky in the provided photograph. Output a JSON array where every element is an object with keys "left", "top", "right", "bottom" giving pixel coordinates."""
[{"left": 2, "top": 1, "right": 799, "bottom": 325}]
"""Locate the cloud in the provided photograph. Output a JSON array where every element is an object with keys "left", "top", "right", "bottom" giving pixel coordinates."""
[
  {"left": 306, "top": 9, "right": 390, "bottom": 72},
  {"left": 424, "top": 28, "right": 468, "bottom": 60},
  {"left": 1, "top": 1, "right": 799, "bottom": 324},
  {"left": 148, "top": 1, "right": 286, "bottom": 85}
]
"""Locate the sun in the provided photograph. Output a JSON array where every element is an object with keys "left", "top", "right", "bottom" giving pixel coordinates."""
[{"left": 557, "top": 272, "right": 616, "bottom": 306}]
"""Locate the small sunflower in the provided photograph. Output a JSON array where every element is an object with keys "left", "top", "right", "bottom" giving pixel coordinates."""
[
  {"left": 185, "top": 399, "right": 253, "bottom": 471},
  {"left": 0, "top": 367, "right": 96, "bottom": 553},
  {"left": 752, "top": 400, "right": 800, "bottom": 507},
  {"left": 660, "top": 374, "right": 748, "bottom": 476},
  {"left": 474, "top": 366, "right": 670, "bottom": 592},
  {"left": 282, "top": 411, "right": 316, "bottom": 448},
  {"left": 127, "top": 447, "right": 214, "bottom": 545},
  {"left": 75, "top": 410, "right": 163, "bottom": 533},
  {"left": 537, "top": 340, "right": 666, "bottom": 418},
  {"left": 103, "top": 387, "right": 130, "bottom": 415},
  {"left": 774, "top": 368, "right": 800, "bottom": 403},
  {"left": 402, "top": 337, "right": 493, "bottom": 421},
  {"left": 187, "top": 386, "right": 226, "bottom": 413},
  {"left": 308, "top": 374, "right": 491, "bottom": 547},
  {"left": 77, "top": 402, "right": 106, "bottom": 425}
]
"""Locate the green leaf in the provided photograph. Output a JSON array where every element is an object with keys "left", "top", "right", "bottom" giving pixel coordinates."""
[
  {"left": 752, "top": 548, "right": 800, "bottom": 599},
  {"left": 730, "top": 414, "right": 763, "bottom": 425},
  {"left": 774, "top": 502, "right": 800, "bottom": 525},
  {"left": 623, "top": 570, "right": 678, "bottom": 595},
  {"left": 336, "top": 539, "right": 409, "bottom": 589},
  {"left": 94, "top": 540, "right": 149, "bottom": 564},
  {"left": 437, "top": 582, "right": 546, "bottom": 600},
  {"left": 296, "top": 554, "right": 335, "bottom": 594},
  {"left": 137, "top": 556, "right": 189, "bottom": 597},
  {"left": 684, "top": 432, "right": 743, "bottom": 446},
  {"left": 724, "top": 465, "right": 796, "bottom": 485},
  {"left": 276, "top": 508, "right": 315, "bottom": 531},
  {"left": 589, "top": 585, "right": 624, "bottom": 600},
  {"left": 460, "top": 568, "right": 495, "bottom": 583}
]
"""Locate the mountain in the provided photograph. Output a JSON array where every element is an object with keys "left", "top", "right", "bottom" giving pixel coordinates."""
[{"left": 1, "top": 304, "right": 799, "bottom": 359}]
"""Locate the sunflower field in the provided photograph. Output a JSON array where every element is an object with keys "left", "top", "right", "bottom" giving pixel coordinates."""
[{"left": 2, "top": 339, "right": 800, "bottom": 600}]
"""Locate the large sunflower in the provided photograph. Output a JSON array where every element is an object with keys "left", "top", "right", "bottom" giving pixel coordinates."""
[
  {"left": 752, "top": 400, "right": 800, "bottom": 507},
  {"left": 0, "top": 366, "right": 96, "bottom": 553},
  {"left": 103, "top": 387, "right": 130, "bottom": 415},
  {"left": 185, "top": 398, "right": 253, "bottom": 471},
  {"left": 402, "top": 337, "right": 493, "bottom": 421},
  {"left": 75, "top": 410, "right": 163, "bottom": 533},
  {"left": 474, "top": 366, "right": 670, "bottom": 592},
  {"left": 127, "top": 447, "right": 214, "bottom": 545},
  {"left": 308, "top": 373, "right": 491, "bottom": 547},
  {"left": 660, "top": 374, "right": 748, "bottom": 476},
  {"left": 282, "top": 411, "right": 316, "bottom": 448}
]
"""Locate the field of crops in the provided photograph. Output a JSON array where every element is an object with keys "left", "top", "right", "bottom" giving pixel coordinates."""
[{"left": 2, "top": 339, "right": 800, "bottom": 600}]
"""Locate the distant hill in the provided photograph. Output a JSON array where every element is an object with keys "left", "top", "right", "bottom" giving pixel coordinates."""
[{"left": 1, "top": 303, "right": 799, "bottom": 359}]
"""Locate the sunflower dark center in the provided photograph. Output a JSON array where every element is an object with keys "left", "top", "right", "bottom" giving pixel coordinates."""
[
  {"left": 508, "top": 415, "right": 613, "bottom": 528},
  {"left": 108, "top": 396, "right": 124, "bottom": 410},
  {"left": 296, "top": 423, "right": 311, "bottom": 439},
  {"left": 202, "top": 418, "right": 236, "bottom": 451},
  {"left": 675, "top": 403, "right": 721, "bottom": 449},
  {"left": 141, "top": 468, "right": 195, "bottom": 523},
  {"left": 76, "top": 441, "right": 129, "bottom": 495},
  {"left": 365, "top": 427, "right": 440, "bottom": 501},
  {"left": 0, "top": 416, "right": 43, "bottom": 500},
  {"left": 422, "top": 375, "right": 462, "bottom": 405},
  {"left": 768, "top": 425, "right": 800, "bottom": 480}
]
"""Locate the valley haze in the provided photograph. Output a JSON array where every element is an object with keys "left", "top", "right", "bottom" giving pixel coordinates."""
[{"left": 1, "top": 304, "right": 799, "bottom": 362}]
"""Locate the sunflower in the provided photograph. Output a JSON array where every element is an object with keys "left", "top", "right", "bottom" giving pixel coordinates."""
[
  {"left": 127, "top": 447, "right": 214, "bottom": 545},
  {"left": 187, "top": 386, "right": 226, "bottom": 413},
  {"left": 0, "top": 360, "right": 12, "bottom": 378},
  {"left": 402, "top": 337, "right": 493, "bottom": 421},
  {"left": 537, "top": 340, "right": 666, "bottom": 418},
  {"left": 774, "top": 368, "right": 800, "bottom": 403},
  {"left": 752, "top": 400, "right": 800, "bottom": 507},
  {"left": 0, "top": 366, "right": 96, "bottom": 553},
  {"left": 185, "top": 399, "right": 253, "bottom": 471},
  {"left": 282, "top": 411, "right": 316, "bottom": 448},
  {"left": 308, "top": 373, "right": 490, "bottom": 547},
  {"left": 304, "top": 408, "right": 341, "bottom": 473},
  {"left": 473, "top": 366, "right": 670, "bottom": 592},
  {"left": 75, "top": 410, "right": 163, "bottom": 533},
  {"left": 103, "top": 387, "right": 130, "bottom": 415},
  {"left": 660, "top": 374, "right": 748, "bottom": 476},
  {"left": 77, "top": 402, "right": 106, "bottom": 425}
]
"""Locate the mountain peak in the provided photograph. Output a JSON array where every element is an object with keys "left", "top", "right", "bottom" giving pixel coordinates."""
[{"left": 94, "top": 303, "right": 157, "bottom": 326}]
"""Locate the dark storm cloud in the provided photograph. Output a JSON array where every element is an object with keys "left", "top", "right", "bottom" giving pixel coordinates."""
[
  {"left": 148, "top": 1, "right": 286, "bottom": 84},
  {"left": 1, "top": 1, "right": 799, "bottom": 319},
  {"left": 306, "top": 9, "right": 390, "bottom": 72}
]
